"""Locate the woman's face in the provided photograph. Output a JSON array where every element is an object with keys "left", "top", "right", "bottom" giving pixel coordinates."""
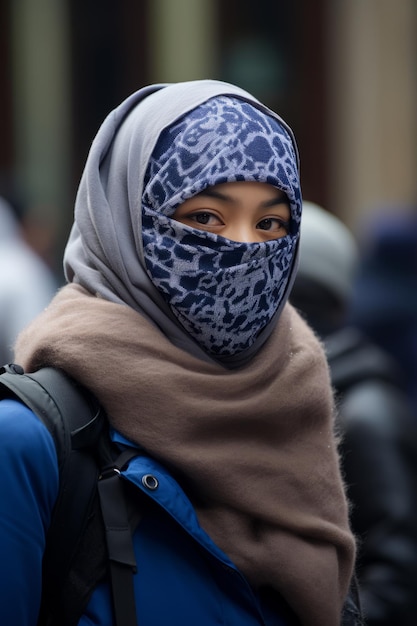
[{"left": 172, "top": 181, "right": 290, "bottom": 243}]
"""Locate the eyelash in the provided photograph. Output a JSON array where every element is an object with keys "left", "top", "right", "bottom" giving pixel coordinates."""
[
  {"left": 257, "top": 217, "right": 290, "bottom": 232},
  {"left": 188, "top": 211, "right": 289, "bottom": 227},
  {"left": 179, "top": 210, "right": 291, "bottom": 242}
]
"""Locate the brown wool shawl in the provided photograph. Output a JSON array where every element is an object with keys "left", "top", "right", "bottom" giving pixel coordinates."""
[{"left": 15, "top": 284, "right": 355, "bottom": 626}]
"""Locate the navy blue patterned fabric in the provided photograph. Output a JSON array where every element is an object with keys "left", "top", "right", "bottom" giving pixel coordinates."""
[{"left": 142, "top": 96, "right": 301, "bottom": 356}]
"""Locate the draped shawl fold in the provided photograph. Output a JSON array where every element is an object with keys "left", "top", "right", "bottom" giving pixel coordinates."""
[
  {"left": 62, "top": 80, "right": 303, "bottom": 368},
  {"left": 15, "top": 285, "right": 355, "bottom": 626}
]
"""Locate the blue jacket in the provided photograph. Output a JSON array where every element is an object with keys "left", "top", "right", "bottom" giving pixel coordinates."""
[{"left": 0, "top": 398, "right": 296, "bottom": 626}]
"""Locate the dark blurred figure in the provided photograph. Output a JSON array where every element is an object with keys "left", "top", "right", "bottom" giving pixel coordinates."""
[
  {"left": 290, "top": 201, "right": 417, "bottom": 626},
  {"left": 348, "top": 210, "right": 417, "bottom": 419},
  {"left": 0, "top": 196, "right": 57, "bottom": 364}
]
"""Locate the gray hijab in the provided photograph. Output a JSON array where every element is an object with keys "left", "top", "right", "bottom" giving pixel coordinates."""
[{"left": 64, "top": 80, "right": 300, "bottom": 367}]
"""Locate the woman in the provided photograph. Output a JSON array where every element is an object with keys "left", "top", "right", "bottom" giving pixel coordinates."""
[{"left": 0, "top": 80, "right": 356, "bottom": 625}]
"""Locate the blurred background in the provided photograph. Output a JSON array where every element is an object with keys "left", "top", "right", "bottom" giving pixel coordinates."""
[{"left": 0, "top": 0, "right": 416, "bottom": 274}]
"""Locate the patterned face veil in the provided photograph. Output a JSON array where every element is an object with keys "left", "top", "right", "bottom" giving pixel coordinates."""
[{"left": 142, "top": 96, "right": 302, "bottom": 357}]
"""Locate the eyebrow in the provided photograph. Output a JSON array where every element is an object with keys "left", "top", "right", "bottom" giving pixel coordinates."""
[{"left": 198, "top": 188, "right": 289, "bottom": 209}]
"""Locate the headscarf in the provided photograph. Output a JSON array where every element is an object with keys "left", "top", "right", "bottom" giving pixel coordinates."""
[
  {"left": 63, "top": 80, "right": 300, "bottom": 367},
  {"left": 141, "top": 95, "right": 300, "bottom": 356}
]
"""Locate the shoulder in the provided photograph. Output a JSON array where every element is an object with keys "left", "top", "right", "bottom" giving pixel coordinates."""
[
  {"left": 0, "top": 398, "right": 58, "bottom": 480},
  {"left": 0, "top": 399, "right": 59, "bottom": 625},
  {"left": 0, "top": 396, "right": 53, "bottom": 437}
]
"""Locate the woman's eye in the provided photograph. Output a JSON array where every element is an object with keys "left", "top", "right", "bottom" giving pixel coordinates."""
[
  {"left": 257, "top": 218, "right": 289, "bottom": 233},
  {"left": 190, "top": 212, "right": 218, "bottom": 225}
]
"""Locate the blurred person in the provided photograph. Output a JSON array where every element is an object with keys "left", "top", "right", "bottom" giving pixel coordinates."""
[
  {"left": 348, "top": 210, "right": 417, "bottom": 417},
  {"left": 0, "top": 196, "right": 57, "bottom": 364},
  {"left": 291, "top": 201, "right": 417, "bottom": 626},
  {"left": 0, "top": 80, "right": 359, "bottom": 625}
]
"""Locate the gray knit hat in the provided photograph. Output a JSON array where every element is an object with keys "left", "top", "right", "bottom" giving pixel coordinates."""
[{"left": 297, "top": 202, "right": 358, "bottom": 304}]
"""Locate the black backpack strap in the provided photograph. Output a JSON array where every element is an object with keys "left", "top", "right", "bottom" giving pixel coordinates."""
[
  {"left": 98, "top": 448, "right": 140, "bottom": 626},
  {"left": 0, "top": 364, "right": 107, "bottom": 625},
  {"left": 0, "top": 364, "right": 104, "bottom": 574},
  {"left": 0, "top": 364, "right": 140, "bottom": 626}
]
